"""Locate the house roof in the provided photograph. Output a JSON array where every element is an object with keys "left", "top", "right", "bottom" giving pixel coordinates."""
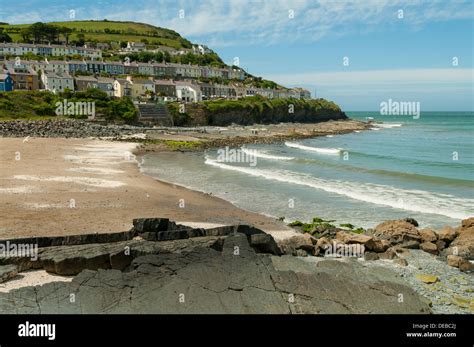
[
  {"left": 154, "top": 79, "right": 175, "bottom": 86},
  {"left": 75, "top": 76, "right": 98, "bottom": 82},
  {"left": 114, "top": 78, "right": 132, "bottom": 85},
  {"left": 96, "top": 77, "right": 115, "bottom": 84},
  {"left": 132, "top": 79, "right": 154, "bottom": 85},
  {"left": 44, "top": 71, "right": 73, "bottom": 79}
]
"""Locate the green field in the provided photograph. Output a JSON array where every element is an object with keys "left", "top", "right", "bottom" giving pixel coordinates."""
[{"left": 0, "top": 20, "right": 190, "bottom": 49}]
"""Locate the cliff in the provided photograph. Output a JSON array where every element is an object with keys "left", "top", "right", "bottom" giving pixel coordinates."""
[{"left": 168, "top": 96, "right": 348, "bottom": 126}]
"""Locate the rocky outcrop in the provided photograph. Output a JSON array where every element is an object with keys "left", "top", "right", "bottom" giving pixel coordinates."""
[
  {"left": 438, "top": 226, "right": 457, "bottom": 243},
  {"left": 0, "top": 232, "right": 431, "bottom": 314},
  {"left": 420, "top": 242, "right": 438, "bottom": 255},
  {"left": 419, "top": 229, "right": 438, "bottom": 243},
  {"left": 278, "top": 234, "right": 316, "bottom": 256},
  {"left": 373, "top": 220, "right": 421, "bottom": 245},
  {"left": 286, "top": 217, "right": 473, "bottom": 274},
  {"left": 445, "top": 218, "right": 474, "bottom": 272}
]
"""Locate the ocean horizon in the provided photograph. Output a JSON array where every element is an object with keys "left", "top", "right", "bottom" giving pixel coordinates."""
[{"left": 141, "top": 111, "right": 474, "bottom": 230}]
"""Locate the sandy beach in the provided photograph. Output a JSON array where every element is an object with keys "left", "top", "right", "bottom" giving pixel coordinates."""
[{"left": 0, "top": 137, "right": 294, "bottom": 241}]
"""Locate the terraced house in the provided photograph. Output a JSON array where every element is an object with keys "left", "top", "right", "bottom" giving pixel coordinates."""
[
  {"left": 130, "top": 78, "right": 155, "bottom": 99},
  {"left": 0, "top": 72, "right": 13, "bottom": 91},
  {"left": 113, "top": 78, "right": 133, "bottom": 98},
  {"left": 0, "top": 43, "right": 101, "bottom": 59},
  {"left": 75, "top": 75, "right": 99, "bottom": 91},
  {"left": 7, "top": 66, "right": 39, "bottom": 90},
  {"left": 153, "top": 63, "right": 175, "bottom": 78},
  {"left": 68, "top": 60, "right": 88, "bottom": 74},
  {"left": 41, "top": 71, "right": 74, "bottom": 93},
  {"left": 104, "top": 61, "right": 125, "bottom": 75},
  {"left": 96, "top": 77, "right": 115, "bottom": 96}
]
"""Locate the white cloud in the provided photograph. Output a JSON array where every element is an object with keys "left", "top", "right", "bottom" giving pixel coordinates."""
[{"left": 2, "top": 0, "right": 472, "bottom": 46}]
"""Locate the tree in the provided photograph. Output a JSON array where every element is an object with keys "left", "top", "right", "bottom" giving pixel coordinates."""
[
  {"left": 61, "top": 27, "right": 73, "bottom": 44},
  {"left": 28, "top": 22, "right": 47, "bottom": 42},
  {"left": 0, "top": 28, "right": 12, "bottom": 43},
  {"left": 75, "top": 33, "right": 85, "bottom": 46},
  {"left": 20, "top": 27, "right": 31, "bottom": 42}
]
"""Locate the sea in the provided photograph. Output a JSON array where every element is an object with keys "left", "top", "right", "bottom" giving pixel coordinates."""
[{"left": 140, "top": 112, "right": 474, "bottom": 229}]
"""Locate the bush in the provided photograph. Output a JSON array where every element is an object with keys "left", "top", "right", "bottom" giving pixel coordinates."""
[{"left": 33, "top": 102, "right": 55, "bottom": 116}]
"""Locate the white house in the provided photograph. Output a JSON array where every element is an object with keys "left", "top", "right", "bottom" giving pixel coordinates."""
[
  {"left": 41, "top": 71, "right": 74, "bottom": 93},
  {"left": 125, "top": 42, "right": 146, "bottom": 52},
  {"left": 42, "top": 59, "right": 69, "bottom": 73},
  {"left": 192, "top": 44, "right": 212, "bottom": 55},
  {"left": 175, "top": 81, "right": 202, "bottom": 102}
]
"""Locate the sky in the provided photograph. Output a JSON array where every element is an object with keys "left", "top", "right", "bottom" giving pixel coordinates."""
[{"left": 0, "top": 0, "right": 473, "bottom": 111}]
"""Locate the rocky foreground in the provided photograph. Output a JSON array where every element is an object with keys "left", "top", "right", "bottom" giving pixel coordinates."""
[
  {"left": 0, "top": 119, "right": 370, "bottom": 150},
  {"left": 0, "top": 218, "right": 432, "bottom": 314},
  {"left": 281, "top": 217, "right": 474, "bottom": 313},
  {"left": 0, "top": 119, "right": 140, "bottom": 138}
]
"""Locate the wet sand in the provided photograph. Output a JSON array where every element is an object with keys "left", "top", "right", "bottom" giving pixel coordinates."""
[{"left": 0, "top": 137, "right": 294, "bottom": 241}]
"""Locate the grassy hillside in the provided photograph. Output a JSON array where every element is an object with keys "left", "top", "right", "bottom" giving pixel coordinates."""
[
  {"left": 0, "top": 20, "right": 191, "bottom": 49},
  {"left": 0, "top": 90, "right": 137, "bottom": 123}
]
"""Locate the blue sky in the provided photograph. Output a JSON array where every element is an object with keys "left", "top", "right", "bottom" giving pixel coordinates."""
[{"left": 0, "top": 0, "right": 472, "bottom": 111}]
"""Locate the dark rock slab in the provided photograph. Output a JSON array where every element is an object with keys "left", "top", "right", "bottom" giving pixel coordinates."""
[
  {"left": 250, "top": 233, "right": 282, "bottom": 255},
  {"left": 0, "top": 234, "right": 431, "bottom": 314},
  {"left": 0, "top": 265, "right": 18, "bottom": 283}
]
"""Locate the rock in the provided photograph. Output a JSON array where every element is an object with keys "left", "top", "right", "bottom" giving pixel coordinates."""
[
  {"left": 461, "top": 217, "right": 474, "bottom": 229},
  {"left": 415, "top": 274, "right": 439, "bottom": 284},
  {"left": 250, "top": 233, "right": 282, "bottom": 255},
  {"left": 303, "top": 232, "right": 318, "bottom": 244},
  {"left": 0, "top": 232, "right": 432, "bottom": 314},
  {"left": 419, "top": 229, "right": 438, "bottom": 243},
  {"left": 336, "top": 231, "right": 373, "bottom": 245},
  {"left": 373, "top": 220, "right": 421, "bottom": 245},
  {"left": 279, "top": 234, "right": 314, "bottom": 255},
  {"left": 0, "top": 265, "right": 18, "bottom": 283},
  {"left": 399, "top": 240, "right": 420, "bottom": 249},
  {"left": 452, "top": 295, "right": 471, "bottom": 308},
  {"left": 438, "top": 226, "right": 457, "bottom": 243},
  {"left": 379, "top": 248, "right": 398, "bottom": 260},
  {"left": 0, "top": 120, "right": 140, "bottom": 139},
  {"left": 447, "top": 220, "right": 474, "bottom": 260},
  {"left": 366, "top": 239, "right": 391, "bottom": 253},
  {"left": 133, "top": 218, "right": 170, "bottom": 234},
  {"left": 458, "top": 259, "right": 474, "bottom": 273},
  {"left": 435, "top": 240, "right": 446, "bottom": 251},
  {"left": 392, "top": 246, "right": 410, "bottom": 255},
  {"left": 393, "top": 258, "right": 408, "bottom": 266},
  {"left": 295, "top": 249, "right": 308, "bottom": 257},
  {"left": 364, "top": 252, "right": 379, "bottom": 261},
  {"left": 447, "top": 255, "right": 462, "bottom": 268},
  {"left": 420, "top": 242, "right": 438, "bottom": 255},
  {"left": 313, "top": 237, "right": 331, "bottom": 256},
  {"left": 36, "top": 237, "right": 224, "bottom": 275},
  {"left": 403, "top": 218, "right": 419, "bottom": 227}
]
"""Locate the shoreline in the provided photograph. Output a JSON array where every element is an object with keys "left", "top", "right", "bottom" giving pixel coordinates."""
[
  {"left": 0, "top": 119, "right": 369, "bottom": 240},
  {"left": 0, "top": 121, "right": 472, "bottom": 314}
]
